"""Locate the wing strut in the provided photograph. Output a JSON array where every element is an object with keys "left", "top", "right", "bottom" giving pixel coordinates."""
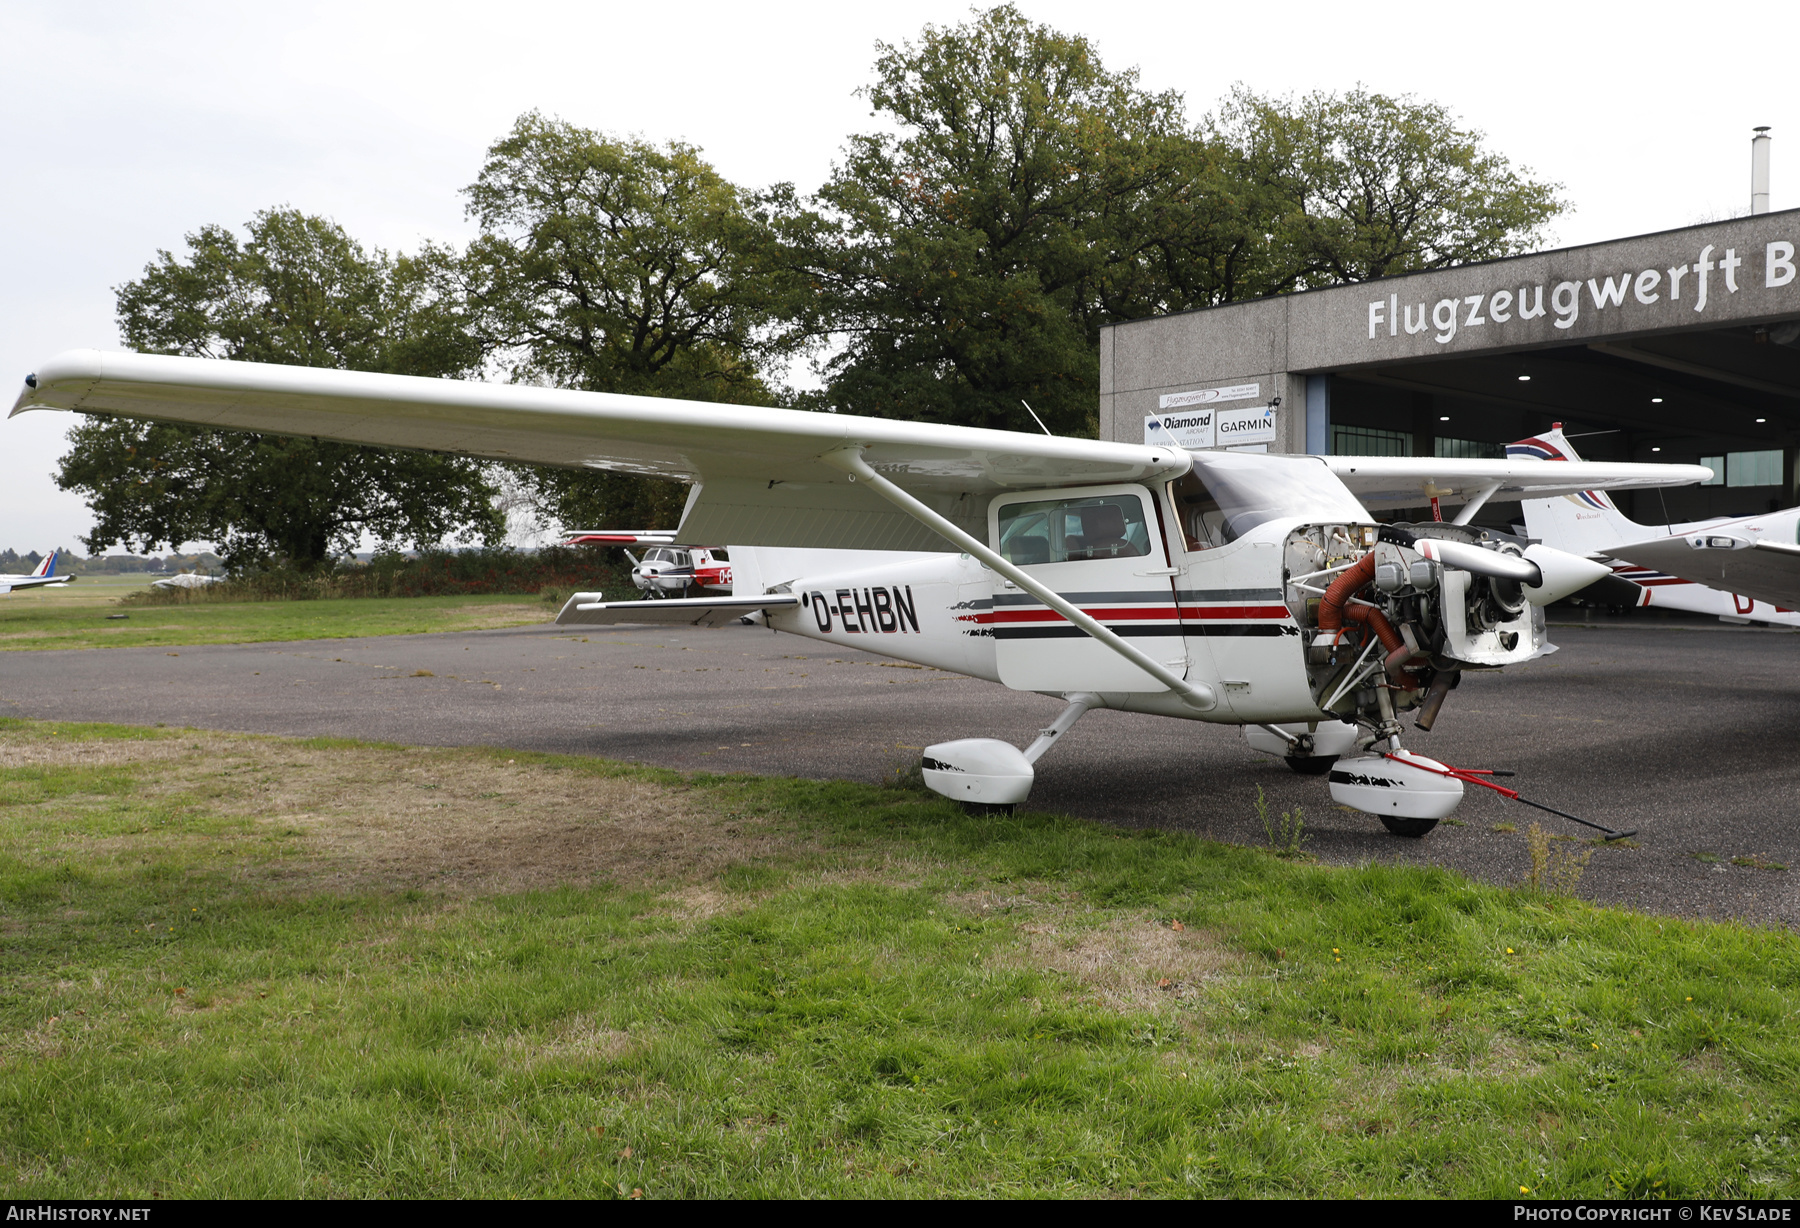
[
  {"left": 1451, "top": 483, "right": 1503, "bottom": 526},
  {"left": 820, "top": 447, "right": 1215, "bottom": 711}
]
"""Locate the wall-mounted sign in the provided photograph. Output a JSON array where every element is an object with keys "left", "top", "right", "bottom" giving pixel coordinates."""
[
  {"left": 1145, "top": 410, "right": 1213, "bottom": 448},
  {"left": 1217, "top": 405, "right": 1277, "bottom": 446},
  {"left": 1145, "top": 405, "right": 1278, "bottom": 449},
  {"left": 1356, "top": 234, "right": 1797, "bottom": 352},
  {"left": 1159, "top": 382, "right": 1260, "bottom": 409}
]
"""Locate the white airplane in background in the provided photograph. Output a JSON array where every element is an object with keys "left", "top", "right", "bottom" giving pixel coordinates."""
[
  {"left": 151, "top": 572, "right": 224, "bottom": 590},
  {"left": 1513, "top": 426, "right": 1800, "bottom": 625},
  {"left": 0, "top": 549, "right": 73, "bottom": 594},
  {"left": 562, "top": 530, "right": 734, "bottom": 598},
  {"left": 12, "top": 351, "right": 1711, "bottom": 838}
]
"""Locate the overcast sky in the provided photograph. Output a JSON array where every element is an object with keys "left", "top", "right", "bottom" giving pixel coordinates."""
[{"left": 3, "top": 0, "right": 1790, "bottom": 554}]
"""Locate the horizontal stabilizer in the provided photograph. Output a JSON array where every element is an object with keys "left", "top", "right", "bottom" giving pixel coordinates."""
[{"left": 555, "top": 592, "right": 801, "bottom": 628}]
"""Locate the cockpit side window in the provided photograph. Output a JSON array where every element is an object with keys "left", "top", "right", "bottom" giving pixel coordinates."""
[{"left": 995, "top": 494, "right": 1151, "bottom": 565}]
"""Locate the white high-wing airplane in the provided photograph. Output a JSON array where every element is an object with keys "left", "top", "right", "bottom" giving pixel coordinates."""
[
  {"left": 0, "top": 549, "right": 73, "bottom": 594},
  {"left": 1513, "top": 426, "right": 1800, "bottom": 625},
  {"left": 11, "top": 351, "right": 1710, "bottom": 836}
]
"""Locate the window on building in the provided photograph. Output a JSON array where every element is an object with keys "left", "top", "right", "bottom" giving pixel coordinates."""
[
  {"left": 1700, "top": 456, "right": 1724, "bottom": 486},
  {"left": 1435, "top": 437, "right": 1504, "bottom": 459},
  {"left": 1726, "top": 450, "right": 1783, "bottom": 487},
  {"left": 1332, "top": 425, "right": 1411, "bottom": 456}
]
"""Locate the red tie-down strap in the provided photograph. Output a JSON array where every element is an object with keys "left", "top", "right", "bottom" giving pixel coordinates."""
[{"left": 1380, "top": 753, "right": 1636, "bottom": 840}]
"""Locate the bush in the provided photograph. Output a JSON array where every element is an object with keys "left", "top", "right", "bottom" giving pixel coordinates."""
[{"left": 118, "top": 546, "right": 635, "bottom": 606}]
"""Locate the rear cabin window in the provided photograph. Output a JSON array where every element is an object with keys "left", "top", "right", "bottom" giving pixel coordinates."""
[{"left": 996, "top": 495, "right": 1151, "bottom": 565}]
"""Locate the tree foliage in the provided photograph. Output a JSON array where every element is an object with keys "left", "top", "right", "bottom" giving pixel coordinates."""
[
  {"left": 59, "top": 210, "right": 503, "bottom": 570},
  {"left": 790, "top": 6, "right": 1215, "bottom": 434},
  {"left": 452, "top": 113, "right": 801, "bottom": 529},
  {"left": 1214, "top": 85, "right": 1565, "bottom": 288},
  {"left": 789, "top": 7, "right": 1564, "bottom": 434}
]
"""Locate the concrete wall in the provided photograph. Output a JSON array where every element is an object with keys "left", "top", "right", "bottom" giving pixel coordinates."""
[{"left": 1100, "top": 297, "right": 1305, "bottom": 453}]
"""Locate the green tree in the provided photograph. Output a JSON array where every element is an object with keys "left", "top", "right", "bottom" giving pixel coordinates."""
[
  {"left": 792, "top": 4, "right": 1228, "bottom": 436},
  {"left": 793, "top": 9, "right": 1566, "bottom": 435},
  {"left": 1214, "top": 85, "right": 1565, "bottom": 288},
  {"left": 454, "top": 113, "right": 802, "bottom": 530},
  {"left": 58, "top": 210, "right": 504, "bottom": 570}
]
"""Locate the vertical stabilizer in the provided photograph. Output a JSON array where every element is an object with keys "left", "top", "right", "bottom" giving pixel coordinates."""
[
  {"left": 1510, "top": 427, "right": 1663, "bottom": 555},
  {"left": 32, "top": 550, "right": 56, "bottom": 578}
]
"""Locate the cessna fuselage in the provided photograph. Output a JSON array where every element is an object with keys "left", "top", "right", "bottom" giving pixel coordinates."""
[{"left": 734, "top": 451, "right": 1563, "bottom": 730}]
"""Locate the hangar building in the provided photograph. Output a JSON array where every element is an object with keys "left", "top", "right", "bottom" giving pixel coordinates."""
[{"left": 1100, "top": 208, "right": 1800, "bottom": 526}]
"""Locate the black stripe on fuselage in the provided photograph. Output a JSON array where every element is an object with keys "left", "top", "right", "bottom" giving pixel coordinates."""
[{"left": 1174, "top": 588, "right": 1285, "bottom": 603}]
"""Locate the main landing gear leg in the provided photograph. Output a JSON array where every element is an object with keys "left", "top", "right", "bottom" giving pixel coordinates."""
[
  {"left": 920, "top": 692, "right": 1101, "bottom": 814},
  {"left": 1023, "top": 692, "right": 1100, "bottom": 765}
]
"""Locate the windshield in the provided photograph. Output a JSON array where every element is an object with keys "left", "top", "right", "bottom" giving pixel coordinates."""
[{"left": 1171, "top": 453, "right": 1367, "bottom": 547}]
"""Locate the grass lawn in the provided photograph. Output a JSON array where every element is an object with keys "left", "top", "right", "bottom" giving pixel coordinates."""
[
  {"left": 0, "top": 580, "right": 549, "bottom": 651},
  {"left": 0, "top": 717, "right": 1794, "bottom": 1199}
]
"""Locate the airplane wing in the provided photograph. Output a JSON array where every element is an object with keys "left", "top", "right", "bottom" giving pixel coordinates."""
[
  {"left": 13, "top": 350, "right": 1191, "bottom": 553},
  {"left": 1607, "top": 534, "right": 1800, "bottom": 610},
  {"left": 1321, "top": 457, "right": 1712, "bottom": 511},
  {"left": 555, "top": 593, "right": 801, "bottom": 628},
  {"left": 13, "top": 350, "right": 1708, "bottom": 549}
]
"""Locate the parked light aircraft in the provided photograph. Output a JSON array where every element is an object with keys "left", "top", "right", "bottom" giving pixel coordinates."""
[
  {"left": 151, "top": 572, "right": 224, "bottom": 590},
  {"left": 11, "top": 351, "right": 1711, "bottom": 835},
  {"left": 563, "top": 531, "right": 733, "bottom": 598},
  {"left": 0, "top": 549, "right": 73, "bottom": 594},
  {"left": 1513, "top": 426, "right": 1800, "bottom": 625}
]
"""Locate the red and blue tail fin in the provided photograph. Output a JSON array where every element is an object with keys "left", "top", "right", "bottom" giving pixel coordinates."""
[
  {"left": 31, "top": 550, "right": 57, "bottom": 578},
  {"left": 1509, "top": 425, "right": 1657, "bottom": 555}
]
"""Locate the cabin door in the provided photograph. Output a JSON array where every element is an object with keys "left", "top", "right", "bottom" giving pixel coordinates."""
[{"left": 987, "top": 485, "right": 1187, "bottom": 692}]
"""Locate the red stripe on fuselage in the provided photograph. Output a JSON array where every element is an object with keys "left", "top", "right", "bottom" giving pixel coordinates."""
[{"left": 978, "top": 604, "right": 1291, "bottom": 625}]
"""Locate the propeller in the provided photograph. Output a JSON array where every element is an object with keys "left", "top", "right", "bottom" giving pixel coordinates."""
[{"left": 1379, "top": 526, "right": 1607, "bottom": 605}]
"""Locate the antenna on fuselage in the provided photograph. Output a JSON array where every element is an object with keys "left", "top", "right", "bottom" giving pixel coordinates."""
[{"left": 1020, "top": 400, "right": 1053, "bottom": 436}]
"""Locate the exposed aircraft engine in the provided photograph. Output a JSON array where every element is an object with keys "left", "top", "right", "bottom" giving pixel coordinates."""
[{"left": 1289, "top": 522, "right": 1607, "bottom": 738}]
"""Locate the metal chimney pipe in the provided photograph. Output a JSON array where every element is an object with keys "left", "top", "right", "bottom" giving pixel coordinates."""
[{"left": 1752, "top": 127, "right": 1772, "bottom": 215}]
